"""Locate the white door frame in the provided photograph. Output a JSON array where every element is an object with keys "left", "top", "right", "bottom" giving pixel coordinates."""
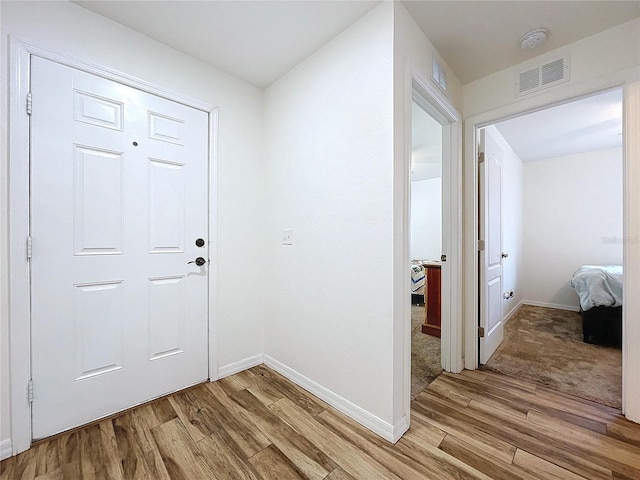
[
  {"left": 410, "top": 74, "right": 462, "bottom": 374},
  {"left": 7, "top": 37, "right": 219, "bottom": 455},
  {"left": 400, "top": 65, "right": 462, "bottom": 427},
  {"left": 463, "top": 71, "right": 640, "bottom": 422}
]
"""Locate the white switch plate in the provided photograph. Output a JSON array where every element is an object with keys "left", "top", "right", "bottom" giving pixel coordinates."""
[{"left": 282, "top": 229, "right": 293, "bottom": 245}]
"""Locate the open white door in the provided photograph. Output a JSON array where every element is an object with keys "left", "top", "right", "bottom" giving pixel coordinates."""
[
  {"left": 30, "top": 57, "right": 210, "bottom": 438},
  {"left": 479, "top": 128, "right": 505, "bottom": 364}
]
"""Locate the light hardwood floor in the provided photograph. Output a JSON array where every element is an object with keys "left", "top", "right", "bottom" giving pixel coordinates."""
[{"left": 2, "top": 365, "right": 640, "bottom": 479}]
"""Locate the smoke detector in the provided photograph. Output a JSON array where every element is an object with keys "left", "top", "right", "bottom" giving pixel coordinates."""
[{"left": 520, "top": 28, "right": 548, "bottom": 50}]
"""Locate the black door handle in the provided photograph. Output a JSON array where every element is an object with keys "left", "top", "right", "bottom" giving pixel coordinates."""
[{"left": 188, "top": 257, "right": 206, "bottom": 266}]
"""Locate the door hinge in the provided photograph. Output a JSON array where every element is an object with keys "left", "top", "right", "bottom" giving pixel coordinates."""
[
  {"left": 26, "top": 92, "right": 33, "bottom": 116},
  {"left": 478, "top": 326, "right": 485, "bottom": 338},
  {"left": 478, "top": 152, "right": 485, "bottom": 164},
  {"left": 440, "top": 254, "right": 447, "bottom": 262},
  {"left": 27, "top": 379, "right": 34, "bottom": 403},
  {"left": 26, "top": 235, "right": 32, "bottom": 260},
  {"left": 478, "top": 239, "right": 485, "bottom": 251}
]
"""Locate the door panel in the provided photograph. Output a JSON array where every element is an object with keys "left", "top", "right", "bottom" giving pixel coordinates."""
[
  {"left": 74, "top": 281, "right": 125, "bottom": 380},
  {"left": 30, "top": 56, "right": 209, "bottom": 439},
  {"left": 73, "top": 146, "right": 124, "bottom": 255},
  {"left": 149, "top": 158, "right": 186, "bottom": 253},
  {"left": 148, "top": 275, "right": 186, "bottom": 361},
  {"left": 73, "top": 90, "right": 124, "bottom": 130},
  {"left": 479, "top": 128, "right": 505, "bottom": 364}
]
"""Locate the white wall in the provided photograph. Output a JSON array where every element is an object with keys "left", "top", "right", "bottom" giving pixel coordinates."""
[
  {"left": 522, "top": 147, "right": 623, "bottom": 309},
  {"left": 464, "top": 19, "right": 640, "bottom": 118},
  {"left": 0, "top": 0, "right": 265, "bottom": 450},
  {"left": 485, "top": 126, "right": 524, "bottom": 320},
  {"left": 263, "top": 1, "right": 463, "bottom": 440},
  {"left": 393, "top": 1, "right": 463, "bottom": 428},
  {"left": 263, "top": 2, "right": 396, "bottom": 432},
  {"left": 410, "top": 179, "right": 442, "bottom": 260}
]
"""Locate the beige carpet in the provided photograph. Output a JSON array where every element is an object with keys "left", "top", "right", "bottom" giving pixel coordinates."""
[
  {"left": 411, "top": 305, "right": 442, "bottom": 398},
  {"left": 483, "top": 304, "right": 622, "bottom": 409}
]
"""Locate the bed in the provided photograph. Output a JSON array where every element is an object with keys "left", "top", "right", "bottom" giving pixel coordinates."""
[
  {"left": 571, "top": 265, "right": 623, "bottom": 345},
  {"left": 411, "top": 263, "right": 426, "bottom": 305}
]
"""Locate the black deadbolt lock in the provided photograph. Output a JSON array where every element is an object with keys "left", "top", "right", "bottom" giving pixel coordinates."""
[
  {"left": 188, "top": 257, "right": 206, "bottom": 266},
  {"left": 195, "top": 238, "right": 205, "bottom": 247}
]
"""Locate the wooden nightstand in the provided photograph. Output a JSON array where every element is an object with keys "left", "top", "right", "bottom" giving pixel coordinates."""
[{"left": 421, "top": 262, "right": 441, "bottom": 338}]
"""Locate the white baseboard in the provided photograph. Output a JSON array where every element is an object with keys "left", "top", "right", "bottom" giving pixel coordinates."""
[
  {"left": 264, "top": 354, "right": 400, "bottom": 443},
  {"left": 0, "top": 439, "right": 12, "bottom": 461},
  {"left": 523, "top": 300, "right": 580, "bottom": 312},
  {"left": 218, "top": 354, "right": 264, "bottom": 379},
  {"left": 503, "top": 300, "right": 524, "bottom": 324},
  {"left": 392, "top": 414, "right": 410, "bottom": 443}
]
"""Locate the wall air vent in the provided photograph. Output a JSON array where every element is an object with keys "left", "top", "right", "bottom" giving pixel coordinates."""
[
  {"left": 431, "top": 54, "right": 447, "bottom": 93},
  {"left": 515, "top": 55, "right": 570, "bottom": 97}
]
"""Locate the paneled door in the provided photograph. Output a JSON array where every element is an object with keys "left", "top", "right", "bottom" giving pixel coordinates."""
[
  {"left": 30, "top": 57, "right": 210, "bottom": 439},
  {"left": 478, "top": 128, "right": 505, "bottom": 364}
]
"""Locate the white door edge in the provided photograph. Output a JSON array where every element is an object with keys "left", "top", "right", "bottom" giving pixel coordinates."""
[
  {"left": 208, "top": 108, "right": 220, "bottom": 382},
  {"left": 478, "top": 128, "right": 505, "bottom": 365},
  {"left": 7, "top": 36, "right": 217, "bottom": 454},
  {"left": 462, "top": 75, "right": 639, "bottom": 421}
]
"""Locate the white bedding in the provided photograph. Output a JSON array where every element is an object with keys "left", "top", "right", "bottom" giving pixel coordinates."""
[
  {"left": 411, "top": 264, "right": 425, "bottom": 295},
  {"left": 571, "top": 265, "right": 623, "bottom": 311}
]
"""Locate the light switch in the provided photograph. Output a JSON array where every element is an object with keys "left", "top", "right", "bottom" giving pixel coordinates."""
[{"left": 282, "top": 229, "right": 293, "bottom": 245}]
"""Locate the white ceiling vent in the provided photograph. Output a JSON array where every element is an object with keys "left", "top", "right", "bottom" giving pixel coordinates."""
[{"left": 515, "top": 55, "right": 570, "bottom": 97}]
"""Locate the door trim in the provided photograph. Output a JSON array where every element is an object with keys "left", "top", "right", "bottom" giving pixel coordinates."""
[
  {"left": 400, "top": 63, "right": 462, "bottom": 431},
  {"left": 410, "top": 71, "right": 463, "bottom": 377},
  {"left": 7, "top": 36, "right": 217, "bottom": 454},
  {"left": 412, "top": 74, "right": 462, "bottom": 372},
  {"left": 462, "top": 71, "right": 640, "bottom": 421}
]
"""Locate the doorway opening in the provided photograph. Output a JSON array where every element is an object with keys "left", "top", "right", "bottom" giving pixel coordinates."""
[
  {"left": 477, "top": 88, "right": 624, "bottom": 409},
  {"left": 403, "top": 73, "right": 461, "bottom": 422},
  {"left": 410, "top": 100, "right": 444, "bottom": 398}
]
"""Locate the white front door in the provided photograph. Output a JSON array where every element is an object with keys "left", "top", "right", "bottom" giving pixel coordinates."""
[
  {"left": 30, "top": 57, "right": 210, "bottom": 439},
  {"left": 479, "top": 128, "right": 504, "bottom": 364}
]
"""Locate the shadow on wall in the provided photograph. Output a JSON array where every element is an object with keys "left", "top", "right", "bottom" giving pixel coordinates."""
[{"left": 549, "top": 283, "right": 581, "bottom": 310}]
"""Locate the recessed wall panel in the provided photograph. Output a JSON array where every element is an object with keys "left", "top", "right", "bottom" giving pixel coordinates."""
[
  {"left": 488, "top": 156, "right": 502, "bottom": 266},
  {"left": 148, "top": 111, "right": 185, "bottom": 145},
  {"left": 74, "top": 146, "right": 124, "bottom": 255},
  {"left": 73, "top": 90, "right": 124, "bottom": 131},
  {"left": 75, "top": 281, "right": 124, "bottom": 380},
  {"left": 149, "top": 158, "right": 185, "bottom": 253},
  {"left": 488, "top": 278, "right": 502, "bottom": 333},
  {"left": 148, "top": 276, "right": 185, "bottom": 360}
]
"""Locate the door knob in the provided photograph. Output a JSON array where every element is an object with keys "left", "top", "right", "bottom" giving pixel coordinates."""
[
  {"left": 188, "top": 257, "right": 206, "bottom": 266},
  {"left": 501, "top": 253, "right": 509, "bottom": 258}
]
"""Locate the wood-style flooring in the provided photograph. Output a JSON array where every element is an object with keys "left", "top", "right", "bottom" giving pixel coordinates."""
[{"left": 2, "top": 365, "right": 640, "bottom": 479}]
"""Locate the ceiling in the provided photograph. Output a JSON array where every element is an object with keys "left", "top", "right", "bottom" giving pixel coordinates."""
[
  {"left": 72, "top": 1, "right": 632, "bottom": 163},
  {"left": 404, "top": 1, "right": 640, "bottom": 85},
  {"left": 73, "top": 1, "right": 640, "bottom": 88},
  {"left": 411, "top": 89, "right": 622, "bottom": 182},
  {"left": 72, "top": 1, "right": 379, "bottom": 88},
  {"left": 411, "top": 89, "right": 623, "bottom": 175},
  {"left": 495, "top": 89, "right": 623, "bottom": 162}
]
